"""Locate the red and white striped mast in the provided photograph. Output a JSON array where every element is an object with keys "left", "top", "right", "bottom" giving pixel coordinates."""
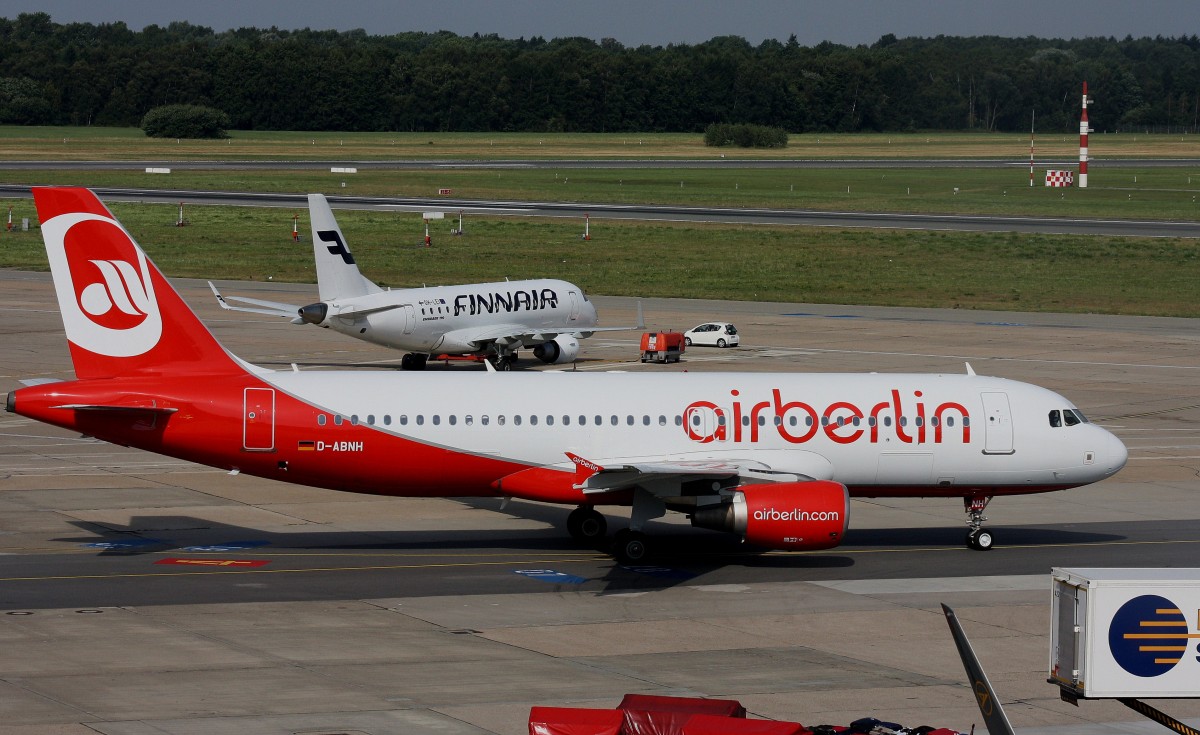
[
  {"left": 1029, "top": 109, "right": 1035, "bottom": 187},
  {"left": 1079, "top": 81, "right": 1090, "bottom": 188}
]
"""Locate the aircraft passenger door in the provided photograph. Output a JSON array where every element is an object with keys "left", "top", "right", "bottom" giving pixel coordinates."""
[
  {"left": 683, "top": 403, "right": 722, "bottom": 443},
  {"left": 243, "top": 387, "right": 276, "bottom": 452},
  {"left": 567, "top": 291, "right": 581, "bottom": 322},
  {"left": 980, "top": 391, "right": 1014, "bottom": 455},
  {"left": 402, "top": 304, "right": 416, "bottom": 334}
]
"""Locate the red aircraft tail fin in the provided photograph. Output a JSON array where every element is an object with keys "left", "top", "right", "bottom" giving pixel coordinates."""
[{"left": 33, "top": 187, "right": 243, "bottom": 380}]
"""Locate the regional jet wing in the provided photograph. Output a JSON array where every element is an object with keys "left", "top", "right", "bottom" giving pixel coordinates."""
[
  {"left": 209, "top": 282, "right": 302, "bottom": 321},
  {"left": 440, "top": 301, "right": 645, "bottom": 350}
]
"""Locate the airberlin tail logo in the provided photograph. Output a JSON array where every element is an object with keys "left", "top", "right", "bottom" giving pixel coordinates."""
[{"left": 43, "top": 211, "right": 163, "bottom": 357}]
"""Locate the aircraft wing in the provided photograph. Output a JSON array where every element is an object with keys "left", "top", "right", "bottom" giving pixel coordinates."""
[
  {"left": 439, "top": 301, "right": 646, "bottom": 349},
  {"left": 573, "top": 301, "right": 647, "bottom": 338},
  {"left": 437, "top": 323, "right": 547, "bottom": 350},
  {"left": 209, "top": 282, "right": 302, "bottom": 320},
  {"left": 566, "top": 453, "right": 806, "bottom": 494}
]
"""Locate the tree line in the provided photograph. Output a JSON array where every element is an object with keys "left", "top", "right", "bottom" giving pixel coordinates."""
[{"left": 2, "top": 12, "right": 1199, "bottom": 134}]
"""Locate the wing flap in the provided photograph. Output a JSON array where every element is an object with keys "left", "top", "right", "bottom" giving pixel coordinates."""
[{"left": 567, "top": 453, "right": 751, "bottom": 493}]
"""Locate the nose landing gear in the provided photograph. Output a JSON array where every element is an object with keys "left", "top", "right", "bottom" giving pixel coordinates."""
[{"left": 964, "top": 496, "right": 995, "bottom": 550}]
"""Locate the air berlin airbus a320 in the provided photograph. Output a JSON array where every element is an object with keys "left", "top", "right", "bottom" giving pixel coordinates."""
[{"left": 7, "top": 188, "right": 1128, "bottom": 562}]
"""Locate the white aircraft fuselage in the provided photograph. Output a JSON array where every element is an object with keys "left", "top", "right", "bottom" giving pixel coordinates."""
[{"left": 9, "top": 187, "right": 1130, "bottom": 561}]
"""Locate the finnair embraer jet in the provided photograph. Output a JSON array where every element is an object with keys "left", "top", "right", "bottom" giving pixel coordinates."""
[
  {"left": 209, "top": 194, "right": 641, "bottom": 370},
  {"left": 8, "top": 188, "right": 1128, "bottom": 562}
]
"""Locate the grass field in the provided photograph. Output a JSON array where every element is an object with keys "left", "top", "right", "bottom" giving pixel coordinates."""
[
  {"left": 2, "top": 127, "right": 1199, "bottom": 317},
  {"left": 6, "top": 166, "right": 1200, "bottom": 221},
  {"left": 4, "top": 126, "right": 1200, "bottom": 160},
  {"left": 3, "top": 199, "right": 1199, "bottom": 317}
]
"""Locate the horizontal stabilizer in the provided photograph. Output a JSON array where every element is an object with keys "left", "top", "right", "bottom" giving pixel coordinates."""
[{"left": 209, "top": 282, "right": 300, "bottom": 318}]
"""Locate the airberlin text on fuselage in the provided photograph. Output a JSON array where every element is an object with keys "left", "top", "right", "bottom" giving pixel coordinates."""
[
  {"left": 684, "top": 388, "right": 971, "bottom": 445},
  {"left": 453, "top": 289, "right": 559, "bottom": 317}
]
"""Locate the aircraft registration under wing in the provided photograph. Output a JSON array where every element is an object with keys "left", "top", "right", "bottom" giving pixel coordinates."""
[
  {"left": 9, "top": 188, "right": 1128, "bottom": 565},
  {"left": 210, "top": 193, "right": 642, "bottom": 370}
]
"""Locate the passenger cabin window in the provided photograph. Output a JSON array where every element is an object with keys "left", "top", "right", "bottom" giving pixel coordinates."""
[{"left": 317, "top": 414, "right": 327, "bottom": 426}]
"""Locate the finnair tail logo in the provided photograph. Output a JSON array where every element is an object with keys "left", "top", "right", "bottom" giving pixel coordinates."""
[
  {"left": 43, "top": 212, "right": 162, "bottom": 357},
  {"left": 317, "top": 230, "right": 355, "bottom": 264}
]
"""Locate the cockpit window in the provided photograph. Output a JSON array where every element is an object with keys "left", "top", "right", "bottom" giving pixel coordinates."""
[{"left": 1050, "top": 408, "right": 1089, "bottom": 428}]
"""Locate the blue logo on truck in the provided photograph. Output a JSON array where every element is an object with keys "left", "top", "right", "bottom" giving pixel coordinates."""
[{"left": 1108, "top": 594, "right": 1190, "bottom": 677}]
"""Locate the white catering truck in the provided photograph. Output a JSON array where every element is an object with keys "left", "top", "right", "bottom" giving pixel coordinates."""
[{"left": 1050, "top": 568, "right": 1200, "bottom": 700}]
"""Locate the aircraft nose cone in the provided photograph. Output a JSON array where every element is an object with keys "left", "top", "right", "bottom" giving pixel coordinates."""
[{"left": 1106, "top": 430, "right": 1129, "bottom": 475}]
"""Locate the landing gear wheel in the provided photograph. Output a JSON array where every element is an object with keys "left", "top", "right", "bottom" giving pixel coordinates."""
[
  {"left": 400, "top": 353, "right": 415, "bottom": 370},
  {"left": 491, "top": 355, "right": 514, "bottom": 371},
  {"left": 611, "top": 529, "right": 649, "bottom": 564},
  {"left": 567, "top": 506, "right": 607, "bottom": 544},
  {"left": 410, "top": 353, "right": 428, "bottom": 370},
  {"left": 966, "top": 528, "right": 994, "bottom": 551}
]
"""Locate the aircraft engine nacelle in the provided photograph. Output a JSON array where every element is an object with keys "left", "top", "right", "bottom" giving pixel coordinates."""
[
  {"left": 691, "top": 481, "right": 849, "bottom": 551},
  {"left": 533, "top": 334, "right": 580, "bottom": 364},
  {"left": 298, "top": 302, "right": 330, "bottom": 326}
]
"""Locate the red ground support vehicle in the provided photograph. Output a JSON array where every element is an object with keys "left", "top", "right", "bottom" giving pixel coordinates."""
[{"left": 639, "top": 331, "right": 685, "bottom": 363}]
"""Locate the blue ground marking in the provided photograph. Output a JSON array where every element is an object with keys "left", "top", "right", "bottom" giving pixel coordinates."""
[
  {"left": 182, "top": 541, "right": 270, "bottom": 552},
  {"left": 513, "top": 569, "right": 588, "bottom": 585},
  {"left": 82, "top": 538, "right": 167, "bottom": 549},
  {"left": 620, "top": 565, "right": 696, "bottom": 580}
]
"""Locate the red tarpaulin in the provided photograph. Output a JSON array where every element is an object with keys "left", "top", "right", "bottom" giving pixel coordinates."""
[
  {"left": 528, "top": 706, "right": 624, "bottom": 735},
  {"left": 618, "top": 695, "right": 747, "bottom": 735},
  {"left": 681, "top": 714, "right": 808, "bottom": 735}
]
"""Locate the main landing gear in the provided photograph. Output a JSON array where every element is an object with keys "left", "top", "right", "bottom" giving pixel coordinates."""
[
  {"left": 399, "top": 353, "right": 428, "bottom": 370},
  {"left": 964, "top": 496, "right": 995, "bottom": 551},
  {"left": 489, "top": 352, "right": 517, "bottom": 371},
  {"left": 566, "top": 505, "right": 607, "bottom": 544},
  {"left": 566, "top": 491, "right": 666, "bottom": 564}
]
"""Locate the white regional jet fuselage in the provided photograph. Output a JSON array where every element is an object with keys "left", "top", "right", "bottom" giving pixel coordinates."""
[
  {"left": 317, "top": 277, "right": 595, "bottom": 355},
  {"left": 211, "top": 194, "right": 630, "bottom": 370},
  {"left": 8, "top": 187, "right": 1129, "bottom": 563}
]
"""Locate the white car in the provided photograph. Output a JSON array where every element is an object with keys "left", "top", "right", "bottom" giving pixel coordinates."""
[{"left": 684, "top": 322, "right": 740, "bottom": 348}]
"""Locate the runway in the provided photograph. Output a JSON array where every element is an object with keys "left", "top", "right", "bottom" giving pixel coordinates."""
[
  {"left": 3, "top": 271, "right": 1200, "bottom": 734},
  {"left": 2, "top": 183, "right": 1198, "bottom": 237}
]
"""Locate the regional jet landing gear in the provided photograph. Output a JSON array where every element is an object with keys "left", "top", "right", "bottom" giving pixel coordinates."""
[
  {"left": 399, "top": 353, "right": 428, "bottom": 370},
  {"left": 964, "top": 495, "right": 995, "bottom": 551},
  {"left": 488, "top": 349, "right": 519, "bottom": 371}
]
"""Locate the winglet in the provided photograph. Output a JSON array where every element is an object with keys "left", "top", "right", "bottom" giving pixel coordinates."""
[
  {"left": 965, "top": 362, "right": 976, "bottom": 376},
  {"left": 209, "top": 281, "right": 231, "bottom": 310},
  {"left": 566, "top": 452, "right": 603, "bottom": 483},
  {"left": 941, "top": 603, "right": 1016, "bottom": 735}
]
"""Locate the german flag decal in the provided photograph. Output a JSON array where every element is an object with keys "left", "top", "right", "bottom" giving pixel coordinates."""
[{"left": 297, "top": 441, "right": 316, "bottom": 451}]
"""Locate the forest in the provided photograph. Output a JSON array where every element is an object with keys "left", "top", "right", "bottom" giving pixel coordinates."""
[{"left": 1, "top": 11, "right": 1198, "bottom": 135}]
